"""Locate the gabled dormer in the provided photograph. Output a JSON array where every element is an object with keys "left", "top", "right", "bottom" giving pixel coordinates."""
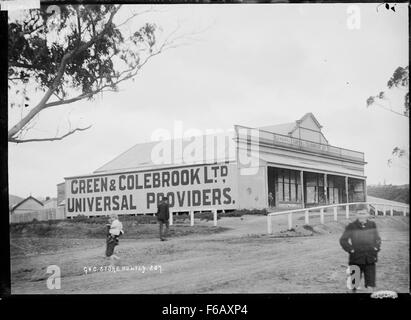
[
  {"left": 259, "top": 113, "right": 329, "bottom": 145},
  {"left": 291, "top": 113, "right": 328, "bottom": 145}
]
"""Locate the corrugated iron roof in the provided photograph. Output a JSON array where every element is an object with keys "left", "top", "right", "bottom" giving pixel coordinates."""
[
  {"left": 94, "top": 132, "right": 237, "bottom": 173},
  {"left": 258, "top": 122, "right": 296, "bottom": 135},
  {"left": 93, "top": 113, "right": 326, "bottom": 174}
]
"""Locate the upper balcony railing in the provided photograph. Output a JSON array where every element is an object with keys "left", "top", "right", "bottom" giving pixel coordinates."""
[{"left": 235, "top": 125, "right": 365, "bottom": 162}]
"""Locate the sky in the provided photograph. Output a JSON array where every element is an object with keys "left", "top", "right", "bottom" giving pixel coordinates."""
[{"left": 8, "top": 3, "right": 409, "bottom": 198}]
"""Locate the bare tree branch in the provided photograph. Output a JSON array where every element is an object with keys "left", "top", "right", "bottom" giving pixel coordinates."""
[
  {"left": 9, "top": 62, "right": 41, "bottom": 69},
  {"left": 75, "top": 6, "right": 82, "bottom": 44},
  {"left": 42, "top": 43, "right": 170, "bottom": 109},
  {"left": 8, "top": 6, "right": 120, "bottom": 141},
  {"left": 371, "top": 100, "right": 408, "bottom": 117},
  {"left": 9, "top": 125, "right": 93, "bottom": 144},
  {"left": 8, "top": 4, "right": 192, "bottom": 144},
  {"left": 116, "top": 7, "right": 155, "bottom": 28}
]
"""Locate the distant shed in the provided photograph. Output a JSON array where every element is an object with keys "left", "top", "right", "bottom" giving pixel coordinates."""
[{"left": 10, "top": 196, "right": 44, "bottom": 215}]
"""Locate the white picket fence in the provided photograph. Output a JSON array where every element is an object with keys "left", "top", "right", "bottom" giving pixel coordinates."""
[
  {"left": 10, "top": 207, "right": 65, "bottom": 223},
  {"left": 169, "top": 209, "right": 218, "bottom": 227},
  {"left": 267, "top": 201, "right": 410, "bottom": 234}
]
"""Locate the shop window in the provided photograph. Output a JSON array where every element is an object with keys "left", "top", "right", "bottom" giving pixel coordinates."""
[
  {"left": 284, "top": 172, "right": 289, "bottom": 183},
  {"left": 297, "top": 185, "right": 301, "bottom": 201},
  {"left": 318, "top": 186, "right": 325, "bottom": 203},
  {"left": 334, "top": 189, "right": 339, "bottom": 203},
  {"left": 284, "top": 183, "right": 290, "bottom": 201},
  {"left": 277, "top": 182, "right": 283, "bottom": 200},
  {"left": 327, "top": 187, "right": 339, "bottom": 204},
  {"left": 277, "top": 169, "right": 300, "bottom": 203},
  {"left": 290, "top": 183, "right": 296, "bottom": 201},
  {"left": 306, "top": 186, "right": 316, "bottom": 203},
  {"left": 318, "top": 176, "right": 324, "bottom": 187},
  {"left": 328, "top": 188, "right": 334, "bottom": 203}
]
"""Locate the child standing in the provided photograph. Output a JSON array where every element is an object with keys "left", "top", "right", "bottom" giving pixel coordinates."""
[{"left": 105, "top": 214, "right": 124, "bottom": 266}]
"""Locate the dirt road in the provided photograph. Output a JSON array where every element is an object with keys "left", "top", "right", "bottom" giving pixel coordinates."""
[{"left": 11, "top": 214, "right": 409, "bottom": 294}]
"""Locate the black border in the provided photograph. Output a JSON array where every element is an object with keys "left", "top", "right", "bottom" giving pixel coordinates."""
[{"left": 1, "top": 0, "right": 410, "bottom": 315}]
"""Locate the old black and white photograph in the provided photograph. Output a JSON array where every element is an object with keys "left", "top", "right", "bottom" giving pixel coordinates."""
[{"left": 2, "top": 0, "right": 409, "bottom": 301}]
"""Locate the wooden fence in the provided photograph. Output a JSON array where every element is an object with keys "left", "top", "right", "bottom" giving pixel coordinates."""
[
  {"left": 267, "top": 201, "right": 410, "bottom": 234},
  {"left": 169, "top": 209, "right": 218, "bottom": 227},
  {"left": 10, "top": 207, "right": 65, "bottom": 223}
]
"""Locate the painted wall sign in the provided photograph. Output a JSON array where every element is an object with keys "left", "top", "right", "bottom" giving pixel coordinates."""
[{"left": 65, "top": 164, "right": 238, "bottom": 216}]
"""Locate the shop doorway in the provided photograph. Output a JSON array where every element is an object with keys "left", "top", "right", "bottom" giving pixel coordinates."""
[
  {"left": 267, "top": 167, "right": 276, "bottom": 208},
  {"left": 267, "top": 166, "right": 302, "bottom": 208}
]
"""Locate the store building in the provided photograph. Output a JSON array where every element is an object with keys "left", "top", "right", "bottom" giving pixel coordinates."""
[{"left": 61, "top": 113, "right": 366, "bottom": 217}]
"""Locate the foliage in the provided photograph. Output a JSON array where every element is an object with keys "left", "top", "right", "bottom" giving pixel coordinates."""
[
  {"left": 366, "top": 66, "right": 409, "bottom": 168},
  {"left": 366, "top": 66, "right": 409, "bottom": 117},
  {"left": 71, "top": 214, "right": 90, "bottom": 222},
  {"left": 387, "top": 147, "right": 409, "bottom": 169},
  {"left": 367, "top": 184, "right": 409, "bottom": 204},
  {"left": 8, "top": 4, "right": 173, "bottom": 143}
]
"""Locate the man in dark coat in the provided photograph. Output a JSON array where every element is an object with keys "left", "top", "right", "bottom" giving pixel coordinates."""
[
  {"left": 340, "top": 209, "right": 381, "bottom": 292},
  {"left": 157, "top": 196, "right": 170, "bottom": 241}
]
